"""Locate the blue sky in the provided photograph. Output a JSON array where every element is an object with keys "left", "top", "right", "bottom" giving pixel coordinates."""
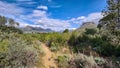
[{"left": 0, "top": 0, "right": 106, "bottom": 31}]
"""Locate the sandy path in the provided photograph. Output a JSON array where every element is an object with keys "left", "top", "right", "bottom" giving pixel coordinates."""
[{"left": 40, "top": 43, "right": 57, "bottom": 68}]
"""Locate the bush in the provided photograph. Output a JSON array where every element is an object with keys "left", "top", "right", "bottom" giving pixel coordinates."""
[
  {"left": 85, "top": 28, "right": 97, "bottom": 35},
  {"left": 50, "top": 42, "right": 59, "bottom": 52},
  {"left": 0, "top": 26, "right": 23, "bottom": 34},
  {"left": 63, "top": 29, "right": 69, "bottom": 33},
  {"left": 68, "top": 32, "right": 78, "bottom": 46},
  {"left": 0, "top": 34, "right": 39, "bottom": 68},
  {"left": 69, "top": 53, "right": 119, "bottom": 68},
  {"left": 57, "top": 55, "right": 69, "bottom": 68},
  {"left": 68, "top": 31, "right": 120, "bottom": 56},
  {"left": 115, "top": 45, "right": 120, "bottom": 56},
  {"left": 69, "top": 54, "right": 99, "bottom": 68}
]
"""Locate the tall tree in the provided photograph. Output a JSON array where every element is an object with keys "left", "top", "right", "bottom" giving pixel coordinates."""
[
  {"left": 8, "top": 18, "right": 15, "bottom": 27},
  {"left": 98, "top": 0, "right": 120, "bottom": 30},
  {"left": 16, "top": 22, "right": 19, "bottom": 27},
  {"left": 0, "top": 16, "right": 7, "bottom": 26},
  {"left": 63, "top": 29, "right": 69, "bottom": 33}
]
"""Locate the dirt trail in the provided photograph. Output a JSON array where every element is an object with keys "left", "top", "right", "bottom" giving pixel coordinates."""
[{"left": 40, "top": 43, "right": 57, "bottom": 68}]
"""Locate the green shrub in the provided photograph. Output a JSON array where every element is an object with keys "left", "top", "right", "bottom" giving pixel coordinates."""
[
  {"left": 85, "top": 28, "right": 97, "bottom": 35},
  {"left": 68, "top": 31, "right": 120, "bottom": 56},
  {"left": 57, "top": 56, "right": 67, "bottom": 62},
  {"left": 69, "top": 54, "right": 119, "bottom": 68},
  {"left": 69, "top": 54, "right": 99, "bottom": 68},
  {"left": 57, "top": 56, "right": 69, "bottom": 68},
  {"left": 0, "top": 34, "right": 39, "bottom": 68},
  {"left": 50, "top": 42, "right": 59, "bottom": 52},
  {"left": 0, "top": 40, "right": 8, "bottom": 53},
  {"left": 94, "top": 57, "right": 105, "bottom": 65},
  {"left": 68, "top": 32, "right": 77, "bottom": 46},
  {"left": 63, "top": 29, "right": 69, "bottom": 33},
  {"left": 115, "top": 45, "right": 120, "bottom": 56},
  {"left": 0, "top": 26, "right": 23, "bottom": 34}
]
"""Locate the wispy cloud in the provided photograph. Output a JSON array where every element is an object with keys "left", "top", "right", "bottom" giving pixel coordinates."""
[
  {"left": 0, "top": 1, "right": 103, "bottom": 31},
  {"left": 0, "top": 1, "right": 69, "bottom": 31},
  {"left": 37, "top": 5, "right": 48, "bottom": 10},
  {"left": 81, "top": 12, "right": 103, "bottom": 23},
  {"left": 29, "top": 9, "right": 71, "bottom": 31},
  {"left": 0, "top": 1, "right": 24, "bottom": 16},
  {"left": 69, "top": 12, "right": 103, "bottom": 24},
  {"left": 32, "top": 10, "right": 47, "bottom": 17}
]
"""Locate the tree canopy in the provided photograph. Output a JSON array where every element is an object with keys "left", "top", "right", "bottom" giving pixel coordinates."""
[{"left": 98, "top": 0, "right": 120, "bottom": 30}]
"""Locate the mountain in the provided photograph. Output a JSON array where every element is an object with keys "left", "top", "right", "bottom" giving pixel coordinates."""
[
  {"left": 76, "top": 22, "right": 97, "bottom": 32},
  {"left": 20, "top": 25, "right": 53, "bottom": 33}
]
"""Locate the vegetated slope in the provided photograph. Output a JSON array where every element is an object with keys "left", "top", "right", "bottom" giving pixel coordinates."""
[{"left": 76, "top": 22, "right": 97, "bottom": 32}]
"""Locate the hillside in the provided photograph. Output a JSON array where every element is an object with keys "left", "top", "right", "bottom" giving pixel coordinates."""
[
  {"left": 21, "top": 25, "right": 53, "bottom": 33},
  {"left": 76, "top": 22, "right": 97, "bottom": 32}
]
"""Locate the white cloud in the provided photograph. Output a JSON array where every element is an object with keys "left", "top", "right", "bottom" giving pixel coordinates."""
[
  {"left": 32, "top": 10, "right": 46, "bottom": 17},
  {"left": 0, "top": 1, "right": 71, "bottom": 31},
  {"left": 36, "top": 17, "right": 70, "bottom": 27},
  {"left": 0, "top": 1, "right": 103, "bottom": 31},
  {"left": 30, "top": 9, "right": 71, "bottom": 31},
  {"left": 0, "top": 1, "right": 24, "bottom": 16},
  {"left": 68, "top": 28, "right": 77, "bottom": 30},
  {"left": 81, "top": 12, "right": 103, "bottom": 23},
  {"left": 77, "top": 16, "right": 85, "bottom": 20},
  {"left": 37, "top": 5, "right": 48, "bottom": 10},
  {"left": 26, "top": 9, "right": 103, "bottom": 31},
  {"left": 69, "top": 12, "right": 103, "bottom": 24}
]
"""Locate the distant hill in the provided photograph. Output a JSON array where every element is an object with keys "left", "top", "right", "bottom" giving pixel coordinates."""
[
  {"left": 20, "top": 25, "right": 53, "bottom": 33},
  {"left": 76, "top": 22, "right": 97, "bottom": 32}
]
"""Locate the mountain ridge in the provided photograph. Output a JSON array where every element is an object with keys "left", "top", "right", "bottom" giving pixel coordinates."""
[{"left": 20, "top": 25, "right": 53, "bottom": 33}]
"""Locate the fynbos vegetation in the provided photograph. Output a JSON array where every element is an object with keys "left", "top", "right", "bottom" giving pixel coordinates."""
[{"left": 0, "top": 0, "right": 120, "bottom": 68}]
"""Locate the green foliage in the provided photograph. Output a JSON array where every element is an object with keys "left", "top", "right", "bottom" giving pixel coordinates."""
[
  {"left": 57, "top": 56, "right": 68, "bottom": 62},
  {"left": 26, "top": 32, "right": 71, "bottom": 51},
  {"left": 19, "top": 34, "right": 37, "bottom": 42},
  {"left": 94, "top": 57, "right": 105, "bottom": 65},
  {"left": 68, "top": 30, "right": 120, "bottom": 56},
  {"left": 0, "top": 15, "right": 20, "bottom": 27},
  {"left": 0, "top": 15, "right": 22, "bottom": 34},
  {"left": 69, "top": 53, "right": 119, "bottom": 68},
  {"left": 50, "top": 42, "right": 59, "bottom": 52},
  {"left": 57, "top": 55, "right": 69, "bottom": 68},
  {"left": 63, "top": 29, "right": 69, "bottom": 33},
  {"left": 69, "top": 54, "right": 98, "bottom": 68},
  {"left": 99, "top": 0, "right": 120, "bottom": 32},
  {"left": 0, "top": 33, "right": 39, "bottom": 68},
  {"left": 68, "top": 32, "right": 78, "bottom": 46},
  {"left": 0, "top": 16, "right": 7, "bottom": 26},
  {"left": 0, "top": 40, "right": 8, "bottom": 53},
  {"left": 85, "top": 28, "right": 97, "bottom": 35},
  {"left": 8, "top": 18, "right": 15, "bottom": 27},
  {"left": 0, "top": 26, "right": 23, "bottom": 34},
  {"left": 115, "top": 45, "right": 120, "bottom": 56}
]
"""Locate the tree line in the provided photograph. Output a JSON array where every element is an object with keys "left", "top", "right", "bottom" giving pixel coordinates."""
[
  {"left": 98, "top": 0, "right": 120, "bottom": 32},
  {"left": 0, "top": 16, "right": 22, "bottom": 34},
  {"left": 0, "top": 16, "right": 19, "bottom": 27}
]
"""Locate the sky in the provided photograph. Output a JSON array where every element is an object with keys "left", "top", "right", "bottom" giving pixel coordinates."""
[{"left": 0, "top": 0, "right": 106, "bottom": 31}]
